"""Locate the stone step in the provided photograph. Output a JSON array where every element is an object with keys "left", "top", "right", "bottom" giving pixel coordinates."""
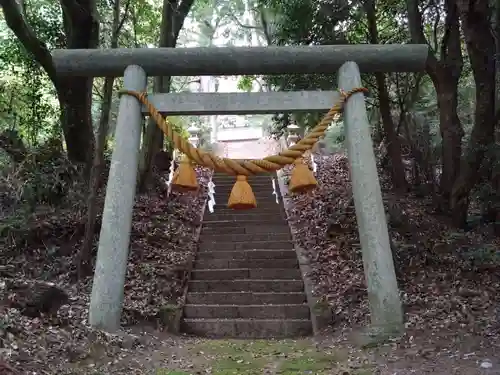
[
  {"left": 214, "top": 180, "right": 278, "bottom": 188},
  {"left": 213, "top": 180, "right": 274, "bottom": 187},
  {"left": 213, "top": 173, "right": 274, "bottom": 179},
  {"left": 188, "top": 279, "right": 305, "bottom": 293},
  {"left": 203, "top": 214, "right": 287, "bottom": 222},
  {"left": 199, "top": 233, "right": 291, "bottom": 244},
  {"left": 183, "top": 304, "right": 310, "bottom": 319},
  {"left": 213, "top": 183, "right": 274, "bottom": 190},
  {"left": 207, "top": 203, "right": 283, "bottom": 215},
  {"left": 212, "top": 176, "right": 274, "bottom": 183},
  {"left": 194, "top": 258, "right": 298, "bottom": 270},
  {"left": 199, "top": 240, "right": 293, "bottom": 251},
  {"left": 196, "top": 249, "right": 297, "bottom": 260},
  {"left": 205, "top": 203, "right": 283, "bottom": 213},
  {"left": 202, "top": 219, "right": 289, "bottom": 228},
  {"left": 191, "top": 268, "right": 301, "bottom": 280},
  {"left": 212, "top": 178, "right": 277, "bottom": 185},
  {"left": 203, "top": 212, "right": 286, "bottom": 222},
  {"left": 212, "top": 186, "right": 275, "bottom": 193},
  {"left": 200, "top": 225, "right": 290, "bottom": 235},
  {"left": 211, "top": 198, "right": 278, "bottom": 206},
  {"left": 208, "top": 195, "right": 282, "bottom": 201},
  {"left": 212, "top": 191, "right": 276, "bottom": 198},
  {"left": 181, "top": 318, "right": 312, "bottom": 338},
  {"left": 186, "top": 292, "right": 307, "bottom": 305},
  {"left": 208, "top": 197, "right": 283, "bottom": 206},
  {"left": 212, "top": 185, "right": 275, "bottom": 192}
]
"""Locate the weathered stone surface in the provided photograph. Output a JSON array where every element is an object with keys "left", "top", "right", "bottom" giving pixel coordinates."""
[
  {"left": 188, "top": 280, "right": 305, "bottom": 293},
  {"left": 186, "top": 292, "right": 306, "bottom": 305},
  {"left": 194, "top": 258, "right": 298, "bottom": 270},
  {"left": 196, "top": 249, "right": 296, "bottom": 260},
  {"left": 144, "top": 91, "right": 341, "bottom": 115},
  {"left": 181, "top": 318, "right": 312, "bottom": 339},
  {"left": 199, "top": 232, "right": 291, "bottom": 243},
  {"left": 199, "top": 240, "right": 293, "bottom": 251},
  {"left": 88, "top": 65, "right": 147, "bottom": 332},
  {"left": 182, "top": 172, "right": 312, "bottom": 338},
  {"left": 53, "top": 44, "right": 429, "bottom": 77},
  {"left": 203, "top": 214, "right": 286, "bottom": 223},
  {"left": 191, "top": 268, "right": 302, "bottom": 280},
  {"left": 157, "top": 304, "right": 182, "bottom": 334},
  {"left": 184, "top": 304, "right": 310, "bottom": 319},
  {"left": 338, "top": 62, "right": 403, "bottom": 332},
  {"left": 200, "top": 225, "right": 290, "bottom": 235}
]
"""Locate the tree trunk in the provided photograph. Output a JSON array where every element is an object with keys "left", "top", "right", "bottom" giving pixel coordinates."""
[
  {"left": 76, "top": 78, "right": 112, "bottom": 278},
  {"left": 137, "top": 0, "right": 195, "bottom": 192},
  {"left": 57, "top": 81, "right": 95, "bottom": 166},
  {"left": 138, "top": 78, "right": 170, "bottom": 192},
  {"left": 58, "top": 0, "right": 99, "bottom": 167},
  {"left": 364, "top": 0, "right": 408, "bottom": 192},
  {"left": 494, "top": 0, "right": 500, "bottom": 111},
  {"left": 485, "top": 0, "right": 500, "bottom": 234},
  {"left": 0, "top": 0, "right": 99, "bottom": 165},
  {"left": 406, "top": 0, "right": 463, "bottom": 206},
  {"left": 77, "top": 0, "right": 130, "bottom": 278},
  {"left": 435, "top": 75, "right": 463, "bottom": 200},
  {"left": 450, "top": 0, "right": 497, "bottom": 227}
]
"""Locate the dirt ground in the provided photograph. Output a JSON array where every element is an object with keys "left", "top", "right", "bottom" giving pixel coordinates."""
[{"left": 37, "top": 325, "right": 498, "bottom": 375}]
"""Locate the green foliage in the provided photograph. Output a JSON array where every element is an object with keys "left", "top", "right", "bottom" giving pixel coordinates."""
[
  {"left": 323, "top": 122, "right": 346, "bottom": 153},
  {"left": 257, "top": 0, "right": 480, "bottom": 174},
  {"left": 237, "top": 75, "right": 255, "bottom": 92},
  {"left": 120, "top": 0, "right": 162, "bottom": 47},
  {"left": 23, "top": 0, "right": 64, "bottom": 48},
  {"left": 163, "top": 116, "right": 190, "bottom": 152},
  {"left": 0, "top": 4, "right": 60, "bottom": 147}
]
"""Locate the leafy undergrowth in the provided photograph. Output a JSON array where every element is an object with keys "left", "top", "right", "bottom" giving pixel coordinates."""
[
  {"left": 0, "top": 166, "right": 212, "bottom": 374},
  {"left": 285, "top": 152, "right": 500, "bottom": 373}
]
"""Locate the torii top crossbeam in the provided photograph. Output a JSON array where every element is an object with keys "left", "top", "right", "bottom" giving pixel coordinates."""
[{"left": 51, "top": 44, "right": 429, "bottom": 77}]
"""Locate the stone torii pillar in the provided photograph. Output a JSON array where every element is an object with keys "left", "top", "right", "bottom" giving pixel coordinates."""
[
  {"left": 88, "top": 65, "right": 146, "bottom": 331},
  {"left": 339, "top": 61, "right": 403, "bottom": 336}
]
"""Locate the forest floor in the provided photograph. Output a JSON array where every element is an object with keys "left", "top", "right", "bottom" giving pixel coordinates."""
[{"left": 1, "top": 155, "right": 500, "bottom": 375}]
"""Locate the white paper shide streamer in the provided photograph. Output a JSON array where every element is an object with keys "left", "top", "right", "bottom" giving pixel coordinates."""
[
  {"left": 207, "top": 180, "right": 216, "bottom": 213},
  {"left": 167, "top": 158, "right": 175, "bottom": 195},
  {"left": 271, "top": 178, "right": 279, "bottom": 204},
  {"left": 311, "top": 153, "right": 317, "bottom": 173}
]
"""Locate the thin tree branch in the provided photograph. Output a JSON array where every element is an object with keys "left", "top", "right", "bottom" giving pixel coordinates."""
[
  {"left": 116, "top": 0, "right": 131, "bottom": 36},
  {"left": 228, "top": 12, "right": 260, "bottom": 30},
  {"left": 173, "top": 0, "right": 196, "bottom": 41}
]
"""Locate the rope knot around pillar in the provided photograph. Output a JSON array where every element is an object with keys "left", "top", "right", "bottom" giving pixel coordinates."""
[{"left": 118, "top": 87, "right": 368, "bottom": 209}]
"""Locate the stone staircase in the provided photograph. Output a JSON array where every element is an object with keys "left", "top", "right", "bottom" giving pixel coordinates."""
[{"left": 181, "top": 172, "right": 313, "bottom": 338}]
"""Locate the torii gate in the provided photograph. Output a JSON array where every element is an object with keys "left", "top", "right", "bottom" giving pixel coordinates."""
[{"left": 52, "top": 44, "right": 429, "bottom": 334}]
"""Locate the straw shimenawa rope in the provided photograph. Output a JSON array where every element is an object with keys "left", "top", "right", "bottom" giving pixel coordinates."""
[
  {"left": 119, "top": 87, "right": 368, "bottom": 209},
  {"left": 119, "top": 87, "right": 367, "bottom": 175}
]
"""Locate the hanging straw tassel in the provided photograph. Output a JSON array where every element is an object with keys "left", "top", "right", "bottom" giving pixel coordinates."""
[
  {"left": 171, "top": 155, "right": 199, "bottom": 192},
  {"left": 227, "top": 175, "right": 257, "bottom": 210},
  {"left": 288, "top": 158, "right": 317, "bottom": 194}
]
